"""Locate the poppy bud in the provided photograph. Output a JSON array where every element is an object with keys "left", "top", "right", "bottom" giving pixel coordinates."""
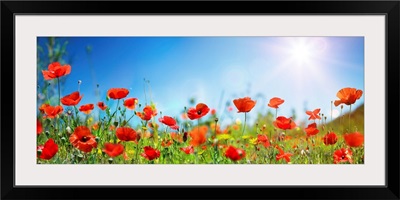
[
  {"left": 61, "top": 137, "right": 66, "bottom": 142},
  {"left": 213, "top": 138, "right": 218, "bottom": 145},
  {"left": 78, "top": 80, "right": 82, "bottom": 84},
  {"left": 95, "top": 137, "right": 100, "bottom": 143},
  {"left": 113, "top": 121, "right": 118, "bottom": 127},
  {"left": 235, "top": 118, "right": 241, "bottom": 125},
  {"left": 183, "top": 132, "right": 188, "bottom": 142},
  {"left": 215, "top": 118, "right": 219, "bottom": 122},
  {"left": 66, "top": 126, "right": 72, "bottom": 134},
  {"left": 108, "top": 158, "right": 113, "bottom": 164},
  {"left": 136, "top": 133, "right": 141, "bottom": 142},
  {"left": 97, "top": 84, "right": 99, "bottom": 88},
  {"left": 77, "top": 154, "right": 83, "bottom": 162}
]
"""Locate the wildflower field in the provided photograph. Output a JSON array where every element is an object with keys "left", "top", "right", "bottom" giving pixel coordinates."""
[{"left": 36, "top": 37, "right": 365, "bottom": 164}]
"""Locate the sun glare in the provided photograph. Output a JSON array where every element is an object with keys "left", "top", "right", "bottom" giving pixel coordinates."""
[
  {"left": 291, "top": 43, "right": 312, "bottom": 65},
  {"left": 288, "top": 38, "right": 322, "bottom": 66}
]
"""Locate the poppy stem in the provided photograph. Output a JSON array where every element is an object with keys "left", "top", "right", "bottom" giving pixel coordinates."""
[
  {"left": 198, "top": 119, "right": 200, "bottom": 137},
  {"left": 213, "top": 120, "right": 218, "bottom": 164},
  {"left": 73, "top": 105, "right": 79, "bottom": 125},
  {"left": 57, "top": 77, "right": 61, "bottom": 106},
  {"left": 242, "top": 112, "right": 247, "bottom": 136},
  {"left": 135, "top": 141, "right": 140, "bottom": 164},
  {"left": 125, "top": 113, "right": 136, "bottom": 125},
  {"left": 115, "top": 99, "right": 120, "bottom": 123},
  {"left": 275, "top": 108, "right": 278, "bottom": 119},
  {"left": 349, "top": 105, "right": 352, "bottom": 131},
  {"left": 340, "top": 106, "right": 343, "bottom": 131}
]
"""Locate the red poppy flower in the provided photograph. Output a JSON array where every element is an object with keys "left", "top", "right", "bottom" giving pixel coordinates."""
[
  {"left": 141, "top": 146, "right": 160, "bottom": 160},
  {"left": 124, "top": 98, "right": 138, "bottom": 110},
  {"left": 42, "top": 62, "right": 71, "bottom": 80},
  {"left": 79, "top": 104, "right": 94, "bottom": 114},
  {"left": 107, "top": 88, "right": 129, "bottom": 100},
  {"left": 170, "top": 132, "right": 183, "bottom": 143},
  {"left": 123, "top": 152, "right": 130, "bottom": 161},
  {"left": 275, "top": 145, "right": 293, "bottom": 163},
  {"left": 305, "top": 108, "right": 321, "bottom": 120},
  {"left": 273, "top": 116, "right": 296, "bottom": 130},
  {"left": 268, "top": 97, "right": 284, "bottom": 109},
  {"left": 257, "top": 134, "right": 271, "bottom": 148},
  {"left": 148, "top": 121, "right": 159, "bottom": 130},
  {"left": 37, "top": 119, "right": 43, "bottom": 135},
  {"left": 136, "top": 105, "right": 157, "bottom": 121},
  {"left": 159, "top": 116, "right": 179, "bottom": 130},
  {"left": 225, "top": 146, "right": 246, "bottom": 161},
  {"left": 180, "top": 145, "right": 194, "bottom": 154},
  {"left": 344, "top": 132, "right": 364, "bottom": 147},
  {"left": 43, "top": 105, "right": 63, "bottom": 118},
  {"left": 304, "top": 123, "right": 319, "bottom": 137},
  {"left": 39, "top": 103, "right": 50, "bottom": 113},
  {"left": 187, "top": 103, "right": 210, "bottom": 120},
  {"left": 92, "top": 122, "right": 99, "bottom": 130},
  {"left": 97, "top": 102, "right": 107, "bottom": 110},
  {"left": 323, "top": 132, "right": 338, "bottom": 145},
  {"left": 233, "top": 97, "right": 256, "bottom": 113},
  {"left": 39, "top": 138, "right": 58, "bottom": 160},
  {"left": 61, "top": 91, "right": 83, "bottom": 106},
  {"left": 103, "top": 143, "right": 124, "bottom": 157},
  {"left": 189, "top": 126, "right": 208, "bottom": 147},
  {"left": 334, "top": 87, "right": 363, "bottom": 106},
  {"left": 161, "top": 139, "right": 173, "bottom": 147},
  {"left": 116, "top": 127, "right": 137, "bottom": 142},
  {"left": 69, "top": 126, "right": 97, "bottom": 153},
  {"left": 210, "top": 123, "right": 229, "bottom": 135},
  {"left": 333, "top": 148, "right": 353, "bottom": 164},
  {"left": 181, "top": 112, "right": 188, "bottom": 120},
  {"left": 211, "top": 109, "right": 216, "bottom": 115}
]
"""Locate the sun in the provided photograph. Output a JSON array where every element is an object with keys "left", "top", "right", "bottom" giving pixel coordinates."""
[{"left": 290, "top": 41, "right": 313, "bottom": 65}]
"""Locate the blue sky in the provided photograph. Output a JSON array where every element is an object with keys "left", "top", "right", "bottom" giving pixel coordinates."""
[{"left": 37, "top": 37, "right": 364, "bottom": 127}]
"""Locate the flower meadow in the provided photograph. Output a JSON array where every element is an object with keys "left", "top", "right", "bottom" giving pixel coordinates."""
[{"left": 37, "top": 61, "right": 364, "bottom": 164}]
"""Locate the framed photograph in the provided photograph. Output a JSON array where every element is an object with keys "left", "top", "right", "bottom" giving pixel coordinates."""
[{"left": 2, "top": 1, "right": 399, "bottom": 199}]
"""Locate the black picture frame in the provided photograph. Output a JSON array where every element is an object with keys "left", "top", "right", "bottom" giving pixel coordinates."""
[{"left": 1, "top": 1, "right": 399, "bottom": 199}]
